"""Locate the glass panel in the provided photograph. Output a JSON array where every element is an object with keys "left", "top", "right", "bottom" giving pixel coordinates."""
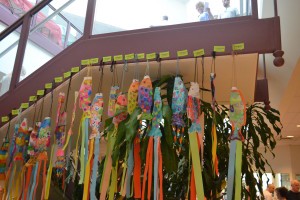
[
  {"left": 279, "top": 173, "right": 290, "bottom": 188},
  {"left": 19, "top": 0, "right": 85, "bottom": 81},
  {"left": 0, "top": 24, "right": 22, "bottom": 96},
  {"left": 0, "top": 0, "right": 38, "bottom": 18},
  {"left": 20, "top": 39, "right": 53, "bottom": 81},
  {"left": 93, "top": 0, "right": 252, "bottom": 35},
  {"left": 29, "top": 0, "right": 86, "bottom": 47},
  {"left": 65, "top": 26, "right": 82, "bottom": 47},
  {"left": 60, "top": 0, "right": 87, "bottom": 33}
]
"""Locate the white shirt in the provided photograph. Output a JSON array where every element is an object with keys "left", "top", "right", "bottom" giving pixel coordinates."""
[
  {"left": 219, "top": 7, "right": 239, "bottom": 19},
  {"left": 263, "top": 190, "right": 274, "bottom": 200}
]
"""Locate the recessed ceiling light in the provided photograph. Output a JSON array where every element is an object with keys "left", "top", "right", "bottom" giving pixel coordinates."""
[
  {"left": 286, "top": 135, "right": 294, "bottom": 138},
  {"left": 297, "top": 125, "right": 300, "bottom": 128}
]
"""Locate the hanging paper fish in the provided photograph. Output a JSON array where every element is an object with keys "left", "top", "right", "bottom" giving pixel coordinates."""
[
  {"left": 171, "top": 76, "right": 187, "bottom": 152},
  {"left": 187, "top": 82, "right": 205, "bottom": 200},
  {"left": 137, "top": 75, "right": 153, "bottom": 140},
  {"left": 227, "top": 87, "right": 246, "bottom": 200},
  {"left": 76, "top": 76, "right": 92, "bottom": 185},
  {"left": 108, "top": 85, "right": 119, "bottom": 117},
  {"left": 23, "top": 121, "right": 40, "bottom": 200},
  {"left": 83, "top": 93, "right": 104, "bottom": 199},
  {"left": 88, "top": 93, "right": 104, "bottom": 200},
  {"left": 35, "top": 117, "right": 51, "bottom": 199},
  {"left": 100, "top": 93, "right": 128, "bottom": 200},
  {"left": 5, "top": 118, "right": 29, "bottom": 199},
  {"left": 27, "top": 122, "right": 40, "bottom": 161},
  {"left": 142, "top": 87, "right": 163, "bottom": 200},
  {"left": 0, "top": 122, "right": 11, "bottom": 181},
  {"left": 54, "top": 92, "right": 66, "bottom": 177},
  {"left": 0, "top": 138, "right": 9, "bottom": 181},
  {"left": 128, "top": 79, "right": 140, "bottom": 114}
]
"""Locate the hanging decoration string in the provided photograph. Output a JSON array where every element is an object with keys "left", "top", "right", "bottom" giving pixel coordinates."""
[
  {"left": 97, "top": 64, "right": 104, "bottom": 93},
  {"left": 64, "top": 76, "right": 73, "bottom": 112},
  {"left": 201, "top": 56, "right": 205, "bottom": 100},
  {"left": 176, "top": 58, "right": 180, "bottom": 76},
  {"left": 134, "top": 54, "right": 140, "bottom": 81},
  {"left": 121, "top": 60, "right": 128, "bottom": 93}
]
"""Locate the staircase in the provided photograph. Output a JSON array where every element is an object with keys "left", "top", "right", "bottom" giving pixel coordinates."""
[{"left": 0, "top": 0, "right": 284, "bottom": 128}]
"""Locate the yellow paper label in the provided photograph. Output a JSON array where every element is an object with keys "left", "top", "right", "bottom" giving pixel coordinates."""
[
  {"left": 12, "top": 109, "right": 19, "bottom": 116},
  {"left": 21, "top": 103, "right": 29, "bottom": 109},
  {"left": 214, "top": 46, "right": 225, "bottom": 52},
  {"left": 90, "top": 58, "right": 99, "bottom": 64},
  {"left": 45, "top": 83, "right": 53, "bottom": 89},
  {"left": 103, "top": 56, "right": 112, "bottom": 62},
  {"left": 137, "top": 53, "right": 145, "bottom": 60},
  {"left": 193, "top": 49, "right": 205, "bottom": 57},
  {"left": 81, "top": 59, "right": 90, "bottom": 65},
  {"left": 1, "top": 116, "right": 9, "bottom": 122},
  {"left": 146, "top": 53, "right": 156, "bottom": 60},
  {"left": 177, "top": 49, "right": 188, "bottom": 57},
  {"left": 63, "top": 71, "right": 71, "bottom": 78},
  {"left": 232, "top": 43, "right": 245, "bottom": 51},
  {"left": 125, "top": 53, "right": 134, "bottom": 61},
  {"left": 71, "top": 66, "right": 80, "bottom": 73},
  {"left": 55, "top": 77, "right": 63, "bottom": 83},
  {"left": 37, "top": 90, "right": 45, "bottom": 96},
  {"left": 29, "top": 96, "right": 37, "bottom": 102},
  {"left": 159, "top": 51, "right": 170, "bottom": 59},
  {"left": 114, "top": 55, "right": 123, "bottom": 61}
]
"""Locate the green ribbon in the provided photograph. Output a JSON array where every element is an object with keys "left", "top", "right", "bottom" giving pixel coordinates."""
[
  {"left": 235, "top": 140, "right": 242, "bottom": 200},
  {"left": 189, "top": 132, "right": 204, "bottom": 200}
]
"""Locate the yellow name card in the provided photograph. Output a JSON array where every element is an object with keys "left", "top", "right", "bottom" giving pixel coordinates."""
[
  {"left": 137, "top": 53, "right": 145, "bottom": 60},
  {"left": 232, "top": 43, "right": 245, "bottom": 51},
  {"left": 63, "top": 71, "right": 71, "bottom": 78},
  {"left": 12, "top": 109, "right": 19, "bottom": 116},
  {"left": 55, "top": 77, "right": 63, "bottom": 83},
  {"left": 103, "top": 56, "right": 112, "bottom": 62},
  {"left": 146, "top": 53, "right": 156, "bottom": 60},
  {"left": 45, "top": 83, "right": 53, "bottom": 89},
  {"left": 114, "top": 55, "right": 123, "bottom": 61},
  {"left": 214, "top": 46, "right": 225, "bottom": 52},
  {"left": 177, "top": 49, "right": 188, "bottom": 57},
  {"left": 81, "top": 59, "right": 90, "bottom": 65},
  {"left": 1, "top": 116, "right": 9, "bottom": 122},
  {"left": 29, "top": 96, "right": 37, "bottom": 102},
  {"left": 37, "top": 90, "right": 45, "bottom": 96},
  {"left": 90, "top": 58, "right": 99, "bottom": 64},
  {"left": 71, "top": 66, "right": 80, "bottom": 73},
  {"left": 193, "top": 49, "right": 205, "bottom": 57},
  {"left": 125, "top": 53, "right": 134, "bottom": 61},
  {"left": 21, "top": 103, "right": 29, "bottom": 109},
  {"left": 159, "top": 51, "right": 170, "bottom": 59}
]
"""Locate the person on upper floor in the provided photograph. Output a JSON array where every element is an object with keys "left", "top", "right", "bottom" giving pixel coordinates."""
[
  {"left": 195, "top": 1, "right": 214, "bottom": 21},
  {"left": 219, "top": 0, "right": 239, "bottom": 19}
]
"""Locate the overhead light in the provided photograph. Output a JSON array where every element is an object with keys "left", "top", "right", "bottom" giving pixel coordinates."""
[
  {"left": 286, "top": 135, "right": 294, "bottom": 138},
  {"left": 297, "top": 125, "right": 300, "bottom": 128}
]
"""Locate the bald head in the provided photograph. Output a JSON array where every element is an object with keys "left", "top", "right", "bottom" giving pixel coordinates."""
[
  {"left": 267, "top": 184, "right": 275, "bottom": 193},
  {"left": 291, "top": 180, "right": 300, "bottom": 192}
]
